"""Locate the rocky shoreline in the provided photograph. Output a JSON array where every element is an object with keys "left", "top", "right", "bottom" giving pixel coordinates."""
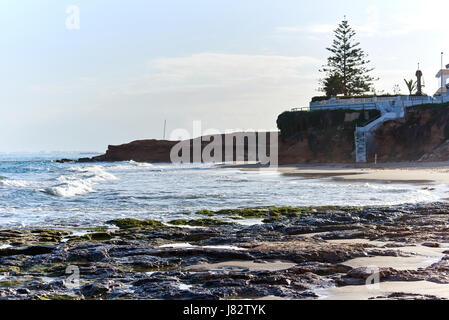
[{"left": 2, "top": 203, "right": 449, "bottom": 300}]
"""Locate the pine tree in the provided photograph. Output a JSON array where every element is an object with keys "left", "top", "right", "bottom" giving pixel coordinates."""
[
  {"left": 320, "top": 19, "right": 376, "bottom": 97},
  {"left": 322, "top": 73, "right": 345, "bottom": 97}
]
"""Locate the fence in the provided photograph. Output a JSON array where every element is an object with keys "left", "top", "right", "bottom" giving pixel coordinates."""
[{"left": 309, "top": 94, "right": 449, "bottom": 111}]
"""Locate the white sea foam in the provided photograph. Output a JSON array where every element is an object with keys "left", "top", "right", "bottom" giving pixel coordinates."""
[
  {"left": 129, "top": 160, "right": 154, "bottom": 168},
  {"left": 42, "top": 180, "right": 95, "bottom": 197},
  {"left": 0, "top": 179, "right": 32, "bottom": 188},
  {"left": 106, "top": 161, "right": 156, "bottom": 171},
  {"left": 42, "top": 165, "right": 117, "bottom": 197},
  {"left": 68, "top": 165, "right": 118, "bottom": 181}
]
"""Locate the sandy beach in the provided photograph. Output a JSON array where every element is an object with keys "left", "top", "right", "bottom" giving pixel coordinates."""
[{"left": 234, "top": 162, "right": 449, "bottom": 185}]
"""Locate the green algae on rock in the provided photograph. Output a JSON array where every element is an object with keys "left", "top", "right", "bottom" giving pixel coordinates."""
[
  {"left": 0, "top": 280, "right": 24, "bottom": 287},
  {"left": 168, "top": 219, "right": 232, "bottom": 227},
  {"left": 197, "top": 206, "right": 364, "bottom": 220},
  {"left": 38, "top": 294, "right": 81, "bottom": 300},
  {"left": 25, "top": 263, "right": 67, "bottom": 277},
  {"left": 108, "top": 218, "right": 165, "bottom": 229},
  {"left": 0, "top": 266, "right": 21, "bottom": 275},
  {"left": 0, "top": 229, "right": 72, "bottom": 246},
  {"left": 68, "top": 232, "right": 113, "bottom": 242}
]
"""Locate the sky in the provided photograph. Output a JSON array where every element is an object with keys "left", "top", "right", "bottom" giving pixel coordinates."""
[{"left": 1, "top": 0, "right": 449, "bottom": 152}]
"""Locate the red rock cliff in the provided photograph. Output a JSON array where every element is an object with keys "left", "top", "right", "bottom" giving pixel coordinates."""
[
  {"left": 77, "top": 103, "right": 449, "bottom": 164},
  {"left": 373, "top": 104, "right": 449, "bottom": 162}
]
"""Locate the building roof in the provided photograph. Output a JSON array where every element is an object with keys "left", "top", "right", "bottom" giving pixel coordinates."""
[{"left": 436, "top": 69, "right": 449, "bottom": 78}]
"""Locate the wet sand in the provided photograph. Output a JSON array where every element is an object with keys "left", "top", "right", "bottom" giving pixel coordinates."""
[
  {"left": 187, "top": 260, "right": 297, "bottom": 272},
  {"left": 318, "top": 281, "right": 449, "bottom": 300},
  {"left": 230, "top": 162, "right": 449, "bottom": 185},
  {"left": 318, "top": 239, "right": 449, "bottom": 299}
]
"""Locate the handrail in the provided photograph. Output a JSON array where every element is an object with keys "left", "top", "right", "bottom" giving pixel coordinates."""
[
  {"left": 291, "top": 107, "right": 309, "bottom": 112},
  {"left": 310, "top": 95, "right": 434, "bottom": 106},
  {"left": 357, "top": 114, "right": 382, "bottom": 128}
]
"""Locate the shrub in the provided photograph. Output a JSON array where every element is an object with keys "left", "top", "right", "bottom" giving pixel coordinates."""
[{"left": 276, "top": 109, "right": 380, "bottom": 139}]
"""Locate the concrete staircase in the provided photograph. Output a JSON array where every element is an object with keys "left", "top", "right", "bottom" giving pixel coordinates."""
[
  {"left": 354, "top": 129, "right": 367, "bottom": 163},
  {"left": 354, "top": 105, "right": 405, "bottom": 163}
]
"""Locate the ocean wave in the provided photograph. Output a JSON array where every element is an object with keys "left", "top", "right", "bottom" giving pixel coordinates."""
[
  {"left": 68, "top": 165, "right": 118, "bottom": 181},
  {"left": 42, "top": 165, "right": 117, "bottom": 197},
  {"left": 149, "top": 194, "right": 227, "bottom": 200},
  {"left": 0, "top": 179, "right": 32, "bottom": 188},
  {"left": 129, "top": 160, "right": 154, "bottom": 168},
  {"left": 107, "top": 161, "right": 216, "bottom": 172},
  {"left": 42, "top": 180, "right": 94, "bottom": 197},
  {"left": 105, "top": 161, "right": 157, "bottom": 171},
  {"left": 216, "top": 177, "right": 249, "bottom": 183},
  {"left": 79, "top": 165, "right": 117, "bottom": 181}
]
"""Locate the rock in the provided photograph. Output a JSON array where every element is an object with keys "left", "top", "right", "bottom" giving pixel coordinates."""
[
  {"left": 289, "top": 262, "right": 352, "bottom": 276},
  {"left": 372, "top": 292, "right": 446, "bottom": 300},
  {"left": 0, "top": 288, "right": 17, "bottom": 298},
  {"left": 419, "top": 140, "right": 449, "bottom": 162},
  {"left": 66, "top": 246, "right": 111, "bottom": 262},
  {"left": 3, "top": 203, "right": 449, "bottom": 299},
  {"left": 55, "top": 159, "right": 75, "bottom": 163},
  {"left": 422, "top": 243, "right": 441, "bottom": 248},
  {"left": 0, "top": 245, "right": 55, "bottom": 257},
  {"left": 374, "top": 105, "right": 449, "bottom": 163},
  {"left": 70, "top": 133, "right": 275, "bottom": 164},
  {"left": 16, "top": 288, "right": 30, "bottom": 295},
  {"left": 80, "top": 281, "right": 115, "bottom": 298}
]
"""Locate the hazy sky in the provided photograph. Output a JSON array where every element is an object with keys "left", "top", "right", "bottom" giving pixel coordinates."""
[{"left": 1, "top": 0, "right": 449, "bottom": 152}]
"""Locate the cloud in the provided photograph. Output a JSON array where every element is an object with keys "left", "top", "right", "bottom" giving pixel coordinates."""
[
  {"left": 275, "top": 24, "right": 335, "bottom": 35},
  {"left": 110, "top": 53, "right": 323, "bottom": 97},
  {"left": 274, "top": 4, "right": 449, "bottom": 39},
  {"left": 390, "top": 0, "right": 449, "bottom": 36},
  {"left": 275, "top": 7, "right": 381, "bottom": 37}
]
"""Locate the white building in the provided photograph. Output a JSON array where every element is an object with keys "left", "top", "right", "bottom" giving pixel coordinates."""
[{"left": 435, "top": 64, "right": 449, "bottom": 96}]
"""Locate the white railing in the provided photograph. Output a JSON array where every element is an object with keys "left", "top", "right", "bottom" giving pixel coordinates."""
[
  {"left": 310, "top": 96, "right": 399, "bottom": 106},
  {"left": 310, "top": 95, "right": 438, "bottom": 106},
  {"left": 310, "top": 95, "right": 449, "bottom": 110},
  {"left": 290, "top": 107, "right": 309, "bottom": 112},
  {"left": 310, "top": 102, "right": 378, "bottom": 111},
  {"left": 376, "top": 96, "right": 398, "bottom": 102},
  {"left": 310, "top": 100, "right": 329, "bottom": 106}
]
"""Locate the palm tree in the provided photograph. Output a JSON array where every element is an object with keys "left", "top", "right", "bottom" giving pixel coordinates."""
[{"left": 404, "top": 79, "right": 417, "bottom": 95}]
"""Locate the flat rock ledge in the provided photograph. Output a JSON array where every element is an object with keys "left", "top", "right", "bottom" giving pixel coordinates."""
[{"left": 2, "top": 203, "right": 449, "bottom": 300}]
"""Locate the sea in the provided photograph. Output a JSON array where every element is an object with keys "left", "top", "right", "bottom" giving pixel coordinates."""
[{"left": 0, "top": 152, "right": 446, "bottom": 229}]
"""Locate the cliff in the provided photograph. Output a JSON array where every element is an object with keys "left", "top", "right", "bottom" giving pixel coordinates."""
[
  {"left": 276, "top": 102, "right": 449, "bottom": 164},
  {"left": 373, "top": 103, "right": 449, "bottom": 162},
  {"left": 73, "top": 103, "right": 449, "bottom": 165},
  {"left": 81, "top": 140, "right": 179, "bottom": 163},
  {"left": 277, "top": 109, "right": 380, "bottom": 164},
  {"left": 77, "top": 133, "right": 276, "bottom": 164}
]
